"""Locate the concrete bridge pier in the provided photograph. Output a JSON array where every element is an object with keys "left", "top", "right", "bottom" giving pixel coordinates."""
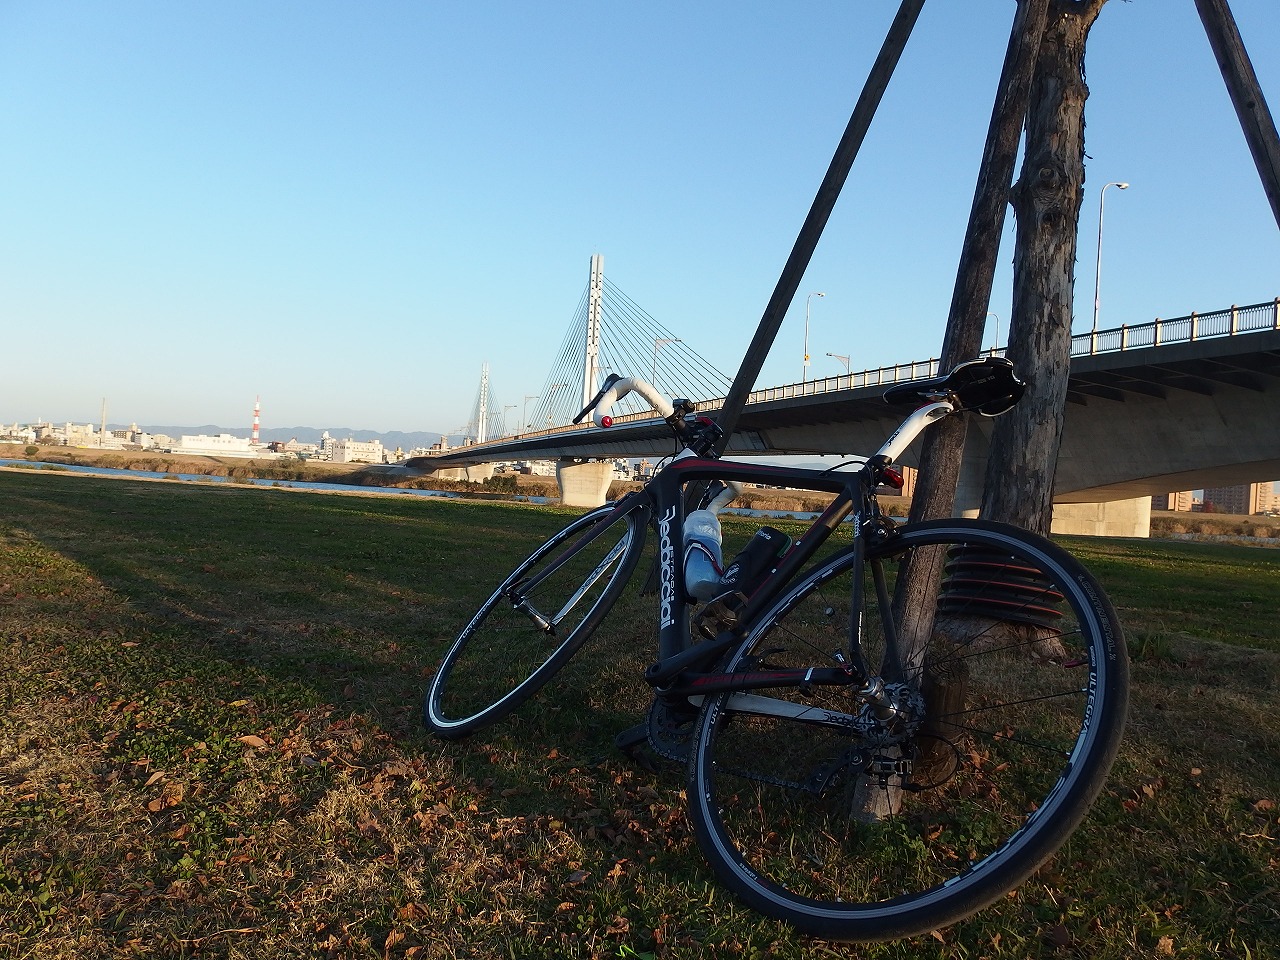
[
  {"left": 1049, "top": 497, "right": 1151, "bottom": 538},
  {"left": 556, "top": 458, "right": 614, "bottom": 507},
  {"left": 951, "top": 425, "right": 1151, "bottom": 538},
  {"left": 434, "top": 464, "right": 495, "bottom": 483}
]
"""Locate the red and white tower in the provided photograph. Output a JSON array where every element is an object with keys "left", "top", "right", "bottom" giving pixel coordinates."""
[{"left": 252, "top": 396, "right": 261, "bottom": 445}]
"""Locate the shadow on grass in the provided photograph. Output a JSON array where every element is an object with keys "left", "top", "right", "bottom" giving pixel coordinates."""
[{"left": 6, "top": 471, "right": 1280, "bottom": 959}]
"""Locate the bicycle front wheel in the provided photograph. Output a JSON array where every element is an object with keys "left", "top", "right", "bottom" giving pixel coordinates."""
[
  {"left": 424, "top": 503, "right": 648, "bottom": 739},
  {"left": 688, "top": 519, "right": 1127, "bottom": 942}
]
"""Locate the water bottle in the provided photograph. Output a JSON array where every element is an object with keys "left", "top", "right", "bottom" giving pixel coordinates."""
[{"left": 683, "top": 509, "right": 724, "bottom": 601}]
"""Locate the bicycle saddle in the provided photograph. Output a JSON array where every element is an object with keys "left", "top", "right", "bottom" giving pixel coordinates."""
[{"left": 882, "top": 355, "right": 1026, "bottom": 417}]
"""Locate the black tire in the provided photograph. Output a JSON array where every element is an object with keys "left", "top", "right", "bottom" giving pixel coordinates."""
[
  {"left": 424, "top": 503, "right": 647, "bottom": 739},
  {"left": 687, "top": 519, "right": 1127, "bottom": 942}
]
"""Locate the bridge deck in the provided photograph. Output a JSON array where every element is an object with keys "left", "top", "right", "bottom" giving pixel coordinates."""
[{"left": 416, "top": 302, "right": 1280, "bottom": 503}]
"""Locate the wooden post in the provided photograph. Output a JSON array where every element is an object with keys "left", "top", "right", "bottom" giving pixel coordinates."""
[
  {"left": 1194, "top": 0, "right": 1280, "bottom": 232},
  {"left": 712, "top": 0, "right": 926, "bottom": 455},
  {"left": 906, "top": 0, "right": 1052, "bottom": 529}
]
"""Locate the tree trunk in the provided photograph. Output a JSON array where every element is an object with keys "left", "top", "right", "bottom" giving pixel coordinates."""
[
  {"left": 858, "top": 0, "right": 1051, "bottom": 824},
  {"left": 905, "top": 0, "right": 1051, "bottom": 531},
  {"left": 895, "top": 0, "right": 1050, "bottom": 677},
  {"left": 980, "top": 0, "right": 1107, "bottom": 536}
]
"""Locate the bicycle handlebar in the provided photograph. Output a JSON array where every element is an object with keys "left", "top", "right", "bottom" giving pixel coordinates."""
[{"left": 573, "top": 374, "right": 676, "bottom": 428}]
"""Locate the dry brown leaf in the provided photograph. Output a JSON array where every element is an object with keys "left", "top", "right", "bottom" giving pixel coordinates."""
[
  {"left": 238, "top": 735, "right": 268, "bottom": 748},
  {"left": 1043, "top": 924, "right": 1072, "bottom": 949}
]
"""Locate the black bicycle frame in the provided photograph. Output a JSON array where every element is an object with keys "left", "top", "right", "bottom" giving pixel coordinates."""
[
  {"left": 506, "top": 443, "right": 894, "bottom": 702},
  {"left": 640, "top": 455, "right": 881, "bottom": 696}
]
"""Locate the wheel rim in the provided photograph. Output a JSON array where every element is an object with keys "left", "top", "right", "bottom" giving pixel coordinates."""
[
  {"left": 428, "top": 510, "right": 639, "bottom": 731},
  {"left": 691, "top": 522, "right": 1124, "bottom": 936}
]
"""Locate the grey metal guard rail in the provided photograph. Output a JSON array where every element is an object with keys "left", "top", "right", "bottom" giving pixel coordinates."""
[{"left": 479, "top": 297, "right": 1280, "bottom": 442}]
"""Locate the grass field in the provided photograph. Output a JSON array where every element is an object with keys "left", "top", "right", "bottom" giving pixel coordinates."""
[{"left": 1, "top": 469, "right": 1277, "bottom": 959}]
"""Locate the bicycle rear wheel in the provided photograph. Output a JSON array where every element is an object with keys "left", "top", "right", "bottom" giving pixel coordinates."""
[
  {"left": 424, "top": 503, "right": 648, "bottom": 739},
  {"left": 688, "top": 519, "right": 1127, "bottom": 942}
]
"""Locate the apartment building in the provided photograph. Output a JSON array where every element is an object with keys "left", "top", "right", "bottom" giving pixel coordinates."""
[{"left": 1200, "top": 481, "right": 1280, "bottom": 515}]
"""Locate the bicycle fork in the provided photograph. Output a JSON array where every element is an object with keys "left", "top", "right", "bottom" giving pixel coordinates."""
[{"left": 506, "top": 536, "right": 632, "bottom": 637}]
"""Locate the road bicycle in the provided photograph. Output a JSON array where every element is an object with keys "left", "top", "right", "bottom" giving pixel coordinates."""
[{"left": 422, "top": 356, "right": 1128, "bottom": 942}]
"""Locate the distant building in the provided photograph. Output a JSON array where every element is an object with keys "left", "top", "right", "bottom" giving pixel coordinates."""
[
  {"left": 519, "top": 460, "right": 556, "bottom": 476},
  {"left": 1153, "top": 491, "right": 1194, "bottom": 512},
  {"left": 1, "top": 423, "right": 36, "bottom": 443},
  {"left": 23, "top": 421, "right": 127, "bottom": 448},
  {"left": 328, "top": 437, "right": 386, "bottom": 464},
  {"left": 170, "top": 433, "right": 260, "bottom": 458},
  {"left": 109, "top": 423, "right": 151, "bottom": 449},
  {"left": 1201, "top": 481, "right": 1280, "bottom": 515},
  {"left": 268, "top": 438, "right": 320, "bottom": 458}
]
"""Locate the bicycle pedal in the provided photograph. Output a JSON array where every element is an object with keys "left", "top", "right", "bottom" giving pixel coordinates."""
[
  {"left": 614, "top": 722, "right": 649, "bottom": 753},
  {"left": 868, "top": 755, "right": 913, "bottom": 778}
]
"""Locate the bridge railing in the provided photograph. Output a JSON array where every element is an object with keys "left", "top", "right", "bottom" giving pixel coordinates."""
[
  {"left": 452, "top": 297, "right": 1280, "bottom": 446},
  {"left": 698, "top": 358, "right": 943, "bottom": 410},
  {"left": 1071, "top": 298, "right": 1280, "bottom": 355}
]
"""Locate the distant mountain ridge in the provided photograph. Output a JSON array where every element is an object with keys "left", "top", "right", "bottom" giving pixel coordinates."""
[{"left": 118, "top": 425, "right": 455, "bottom": 450}]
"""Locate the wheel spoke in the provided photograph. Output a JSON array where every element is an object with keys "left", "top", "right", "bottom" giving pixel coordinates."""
[{"left": 688, "top": 520, "right": 1127, "bottom": 942}]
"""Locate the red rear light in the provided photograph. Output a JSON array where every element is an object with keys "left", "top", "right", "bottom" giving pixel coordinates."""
[
  {"left": 600, "top": 415, "right": 613, "bottom": 428},
  {"left": 882, "top": 467, "right": 904, "bottom": 489}
]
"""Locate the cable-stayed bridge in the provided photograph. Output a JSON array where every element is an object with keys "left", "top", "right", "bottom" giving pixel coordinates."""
[
  {"left": 421, "top": 267, "right": 1280, "bottom": 537},
  {"left": 457, "top": 255, "right": 731, "bottom": 441}
]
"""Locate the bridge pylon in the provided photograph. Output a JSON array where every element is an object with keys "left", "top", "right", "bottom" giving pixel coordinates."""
[
  {"left": 464, "top": 362, "right": 505, "bottom": 443},
  {"left": 582, "top": 253, "right": 604, "bottom": 411}
]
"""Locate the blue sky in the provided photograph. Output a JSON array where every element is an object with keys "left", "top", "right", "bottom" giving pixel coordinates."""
[{"left": 2, "top": 2, "right": 1277, "bottom": 434}]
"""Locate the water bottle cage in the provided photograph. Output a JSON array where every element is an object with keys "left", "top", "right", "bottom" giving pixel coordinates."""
[
  {"left": 694, "top": 591, "right": 750, "bottom": 641},
  {"left": 692, "top": 565, "right": 775, "bottom": 640},
  {"left": 684, "top": 540, "right": 722, "bottom": 571},
  {"left": 719, "top": 526, "right": 791, "bottom": 597}
]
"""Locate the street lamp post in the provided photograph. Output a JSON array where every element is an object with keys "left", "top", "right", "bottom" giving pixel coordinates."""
[
  {"left": 803, "top": 292, "right": 825, "bottom": 383},
  {"left": 522, "top": 395, "right": 538, "bottom": 433},
  {"left": 652, "top": 338, "right": 680, "bottom": 393},
  {"left": 825, "top": 352, "right": 851, "bottom": 374},
  {"left": 502, "top": 404, "right": 517, "bottom": 437},
  {"left": 1092, "top": 181, "right": 1130, "bottom": 339},
  {"left": 986, "top": 312, "right": 1000, "bottom": 356}
]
